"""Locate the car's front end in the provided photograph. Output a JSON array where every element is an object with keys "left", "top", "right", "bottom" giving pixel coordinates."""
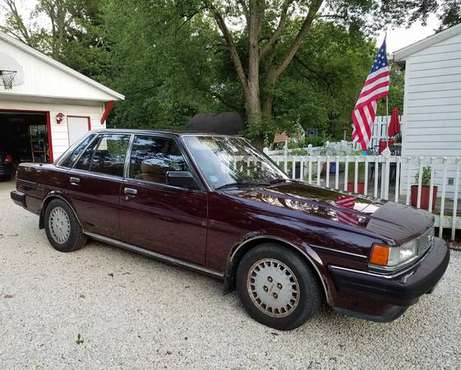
[
  {"left": 329, "top": 223, "right": 449, "bottom": 321},
  {"left": 181, "top": 133, "right": 450, "bottom": 324}
]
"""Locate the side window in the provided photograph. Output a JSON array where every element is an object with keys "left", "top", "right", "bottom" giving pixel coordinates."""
[
  {"left": 60, "top": 134, "right": 95, "bottom": 168},
  {"left": 89, "top": 134, "right": 130, "bottom": 177},
  {"left": 74, "top": 136, "right": 101, "bottom": 171},
  {"left": 129, "top": 135, "right": 188, "bottom": 184}
]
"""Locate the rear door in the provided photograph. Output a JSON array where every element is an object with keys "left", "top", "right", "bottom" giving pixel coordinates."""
[
  {"left": 119, "top": 134, "right": 208, "bottom": 265},
  {"left": 66, "top": 133, "right": 130, "bottom": 239}
]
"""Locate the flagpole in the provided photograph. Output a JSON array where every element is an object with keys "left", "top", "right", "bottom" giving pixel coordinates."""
[
  {"left": 385, "top": 31, "right": 390, "bottom": 144},
  {"left": 386, "top": 95, "right": 389, "bottom": 142}
]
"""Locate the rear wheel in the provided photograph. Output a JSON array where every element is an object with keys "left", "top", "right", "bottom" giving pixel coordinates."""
[
  {"left": 44, "top": 199, "right": 87, "bottom": 252},
  {"left": 236, "top": 243, "right": 322, "bottom": 330}
]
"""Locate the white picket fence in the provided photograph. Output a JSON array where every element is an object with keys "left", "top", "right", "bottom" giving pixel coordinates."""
[{"left": 265, "top": 151, "right": 461, "bottom": 241}]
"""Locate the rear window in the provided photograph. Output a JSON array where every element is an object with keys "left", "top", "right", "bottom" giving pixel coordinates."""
[{"left": 59, "top": 134, "right": 95, "bottom": 168}]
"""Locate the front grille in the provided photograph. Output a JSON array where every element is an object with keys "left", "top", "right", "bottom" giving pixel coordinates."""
[{"left": 417, "top": 226, "right": 434, "bottom": 257}]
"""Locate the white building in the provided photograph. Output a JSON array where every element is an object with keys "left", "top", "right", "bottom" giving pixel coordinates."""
[
  {"left": 0, "top": 31, "right": 124, "bottom": 163},
  {"left": 394, "top": 24, "right": 461, "bottom": 198}
]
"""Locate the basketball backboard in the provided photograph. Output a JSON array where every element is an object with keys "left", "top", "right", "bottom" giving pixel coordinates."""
[{"left": 0, "top": 52, "right": 24, "bottom": 89}]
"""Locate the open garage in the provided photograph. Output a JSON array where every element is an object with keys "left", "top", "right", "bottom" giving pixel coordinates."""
[
  {"left": 0, "top": 31, "right": 123, "bottom": 169},
  {"left": 0, "top": 111, "right": 49, "bottom": 164}
]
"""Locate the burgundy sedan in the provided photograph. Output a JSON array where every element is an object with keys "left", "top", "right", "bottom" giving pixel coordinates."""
[{"left": 11, "top": 130, "right": 449, "bottom": 330}]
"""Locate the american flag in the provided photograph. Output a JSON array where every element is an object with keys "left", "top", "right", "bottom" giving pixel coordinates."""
[
  {"left": 335, "top": 195, "right": 359, "bottom": 226},
  {"left": 352, "top": 39, "right": 390, "bottom": 150}
]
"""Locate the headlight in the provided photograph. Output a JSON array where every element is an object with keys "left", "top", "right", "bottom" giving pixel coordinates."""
[{"left": 369, "top": 241, "right": 418, "bottom": 271}]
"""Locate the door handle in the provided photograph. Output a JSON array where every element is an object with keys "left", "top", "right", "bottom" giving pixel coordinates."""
[
  {"left": 69, "top": 176, "right": 80, "bottom": 185},
  {"left": 124, "top": 187, "right": 138, "bottom": 198}
]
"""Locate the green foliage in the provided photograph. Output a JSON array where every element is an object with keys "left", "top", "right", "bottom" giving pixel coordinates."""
[
  {"left": 303, "top": 135, "right": 327, "bottom": 147},
  {"left": 377, "top": 63, "right": 404, "bottom": 116},
  {"left": 415, "top": 167, "right": 432, "bottom": 186},
  {"left": 102, "top": 0, "right": 228, "bottom": 129},
  {"left": 279, "top": 22, "right": 376, "bottom": 140},
  {"left": 1, "top": 0, "right": 453, "bottom": 138}
]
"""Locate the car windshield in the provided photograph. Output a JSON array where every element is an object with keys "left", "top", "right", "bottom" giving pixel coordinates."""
[{"left": 183, "top": 135, "right": 288, "bottom": 190}]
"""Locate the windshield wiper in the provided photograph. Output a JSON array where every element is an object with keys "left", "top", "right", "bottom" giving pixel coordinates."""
[
  {"left": 215, "top": 181, "right": 269, "bottom": 191},
  {"left": 269, "top": 178, "right": 287, "bottom": 185}
]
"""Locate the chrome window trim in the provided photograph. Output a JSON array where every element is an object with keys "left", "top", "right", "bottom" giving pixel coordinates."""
[
  {"left": 123, "top": 177, "right": 205, "bottom": 194},
  {"left": 178, "top": 135, "right": 213, "bottom": 192},
  {"left": 123, "top": 134, "right": 135, "bottom": 178},
  {"left": 68, "top": 167, "right": 126, "bottom": 182}
]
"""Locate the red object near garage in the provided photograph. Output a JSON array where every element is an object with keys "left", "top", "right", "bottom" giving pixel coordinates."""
[
  {"left": 410, "top": 185, "right": 438, "bottom": 211},
  {"left": 379, "top": 139, "right": 394, "bottom": 154},
  {"left": 388, "top": 107, "right": 401, "bottom": 137}
]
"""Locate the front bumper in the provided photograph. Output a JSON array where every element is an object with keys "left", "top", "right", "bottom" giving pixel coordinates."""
[
  {"left": 10, "top": 190, "right": 27, "bottom": 208},
  {"left": 329, "top": 237, "right": 450, "bottom": 322}
]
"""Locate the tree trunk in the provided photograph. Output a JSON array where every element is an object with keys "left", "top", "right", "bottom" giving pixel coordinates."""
[
  {"left": 246, "top": 0, "right": 263, "bottom": 130},
  {"left": 246, "top": 88, "right": 262, "bottom": 127}
]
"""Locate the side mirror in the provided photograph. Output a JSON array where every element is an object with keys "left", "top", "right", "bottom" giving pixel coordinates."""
[{"left": 166, "top": 171, "right": 198, "bottom": 190}]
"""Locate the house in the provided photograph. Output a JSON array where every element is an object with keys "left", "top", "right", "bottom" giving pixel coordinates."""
[
  {"left": 0, "top": 31, "right": 124, "bottom": 163},
  {"left": 394, "top": 24, "right": 461, "bottom": 198}
]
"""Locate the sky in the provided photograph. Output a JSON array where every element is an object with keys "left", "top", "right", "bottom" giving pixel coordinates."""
[{"left": 376, "top": 14, "right": 441, "bottom": 53}]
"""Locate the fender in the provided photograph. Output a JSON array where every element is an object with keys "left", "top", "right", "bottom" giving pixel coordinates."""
[
  {"left": 223, "top": 234, "right": 334, "bottom": 304},
  {"left": 39, "top": 191, "right": 83, "bottom": 230}
]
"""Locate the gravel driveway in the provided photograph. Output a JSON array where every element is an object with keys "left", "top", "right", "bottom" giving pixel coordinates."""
[{"left": 1, "top": 180, "right": 460, "bottom": 369}]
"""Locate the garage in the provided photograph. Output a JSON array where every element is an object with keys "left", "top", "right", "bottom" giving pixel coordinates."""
[
  {"left": 0, "top": 111, "right": 49, "bottom": 164},
  {"left": 0, "top": 31, "right": 124, "bottom": 173}
]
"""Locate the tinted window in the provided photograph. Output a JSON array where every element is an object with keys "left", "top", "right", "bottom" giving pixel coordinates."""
[
  {"left": 91, "top": 134, "right": 130, "bottom": 176},
  {"left": 129, "top": 135, "right": 188, "bottom": 184},
  {"left": 74, "top": 136, "right": 101, "bottom": 171},
  {"left": 60, "top": 134, "right": 95, "bottom": 168},
  {"left": 74, "top": 134, "right": 130, "bottom": 177}
]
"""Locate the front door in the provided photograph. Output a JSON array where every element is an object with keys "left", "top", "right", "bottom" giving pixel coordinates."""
[
  {"left": 66, "top": 133, "right": 130, "bottom": 239},
  {"left": 119, "top": 134, "right": 207, "bottom": 265}
]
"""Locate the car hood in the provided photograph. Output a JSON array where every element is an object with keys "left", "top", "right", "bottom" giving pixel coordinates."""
[{"left": 225, "top": 181, "right": 433, "bottom": 244}]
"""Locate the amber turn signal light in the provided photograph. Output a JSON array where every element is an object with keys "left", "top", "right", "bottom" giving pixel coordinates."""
[{"left": 370, "top": 244, "right": 390, "bottom": 266}]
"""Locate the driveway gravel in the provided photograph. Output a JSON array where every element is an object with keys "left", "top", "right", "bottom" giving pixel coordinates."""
[{"left": 1, "top": 180, "right": 460, "bottom": 369}]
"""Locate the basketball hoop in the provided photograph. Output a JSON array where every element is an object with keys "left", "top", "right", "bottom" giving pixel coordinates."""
[{"left": 0, "top": 70, "right": 17, "bottom": 90}]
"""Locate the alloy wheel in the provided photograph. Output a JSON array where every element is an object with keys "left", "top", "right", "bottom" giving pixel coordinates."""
[
  {"left": 247, "top": 258, "right": 300, "bottom": 318},
  {"left": 48, "top": 206, "right": 71, "bottom": 244}
]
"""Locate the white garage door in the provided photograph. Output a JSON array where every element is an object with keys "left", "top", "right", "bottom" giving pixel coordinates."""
[{"left": 67, "top": 116, "right": 90, "bottom": 145}]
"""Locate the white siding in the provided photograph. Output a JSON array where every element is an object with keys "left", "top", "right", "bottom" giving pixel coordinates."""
[
  {"left": 401, "top": 32, "right": 461, "bottom": 198},
  {"left": 0, "top": 34, "right": 122, "bottom": 102}
]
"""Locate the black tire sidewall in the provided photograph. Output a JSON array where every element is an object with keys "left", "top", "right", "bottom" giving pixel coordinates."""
[
  {"left": 44, "top": 199, "right": 85, "bottom": 252},
  {"left": 236, "top": 243, "right": 322, "bottom": 330}
]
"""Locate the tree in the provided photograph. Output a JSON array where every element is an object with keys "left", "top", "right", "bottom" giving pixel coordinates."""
[
  {"left": 0, "top": 0, "right": 110, "bottom": 81},
  {"left": 103, "top": 0, "right": 227, "bottom": 129},
  {"left": 197, "top": 0, "right": 460, "bottom": 139}
]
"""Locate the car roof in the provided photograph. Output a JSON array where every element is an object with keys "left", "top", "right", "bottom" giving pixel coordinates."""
[{"left": 90, "top": 128, "right": 243, "bottom": 138}]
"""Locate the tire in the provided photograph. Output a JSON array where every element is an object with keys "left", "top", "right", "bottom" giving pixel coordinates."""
[
  {"left": 44, "top": 199, "right": 87, "bottom": 252},
  {"left": 236, "top": 243, "right": 322, "bottom": 330}
]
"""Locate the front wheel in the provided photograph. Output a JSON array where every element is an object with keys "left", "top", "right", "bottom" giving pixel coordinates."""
[
  {"left": 236, "top": 243, "right": 322, "bottom": 330},
  {"left": 44, "top": 199, "right": 87, "bottom": 252}
]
